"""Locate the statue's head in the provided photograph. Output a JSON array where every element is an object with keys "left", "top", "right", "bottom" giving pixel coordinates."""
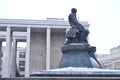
[{"left": 71, "top": 8, "right": 77, "bottom": 13}]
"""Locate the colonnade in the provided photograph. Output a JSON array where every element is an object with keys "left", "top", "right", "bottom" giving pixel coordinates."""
[
  {"left": 0, "top": 26, "right": 52, "bottom": 78},
  {"left": 0, "top": 27, "right": 30, "bottom": 77}
]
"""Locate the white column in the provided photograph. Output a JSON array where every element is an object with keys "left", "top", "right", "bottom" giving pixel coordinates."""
[
  {"left": 85, "top": 24, "right": 90, "bottom": 42},
  {"left": 66, "top": 28, "right": 70, "bottom": 33},
  {"left": 2, "top": 27, "right": 12, "bottom": 77},
  {"left": 46, "top": 28, "right": 51, "bottom": 70},
  {"left": 11, "top": 38, "right": 17, "bottom": 77},
  {"left": 25, "top": 27, "right": 31, "bottom": 77},
  {"left": 65, "top": 28, "right": 70, "bottom": 42},
  {"left": 0, "top": 41, "right": 2, "bottom": 74}
]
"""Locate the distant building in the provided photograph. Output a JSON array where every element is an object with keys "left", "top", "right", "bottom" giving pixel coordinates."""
[
  {"left": 97, "top": 45, "right": 120, "bottom": 70},
  {"left": 110, "top": 45, "right": 120, "bottom": 54}
]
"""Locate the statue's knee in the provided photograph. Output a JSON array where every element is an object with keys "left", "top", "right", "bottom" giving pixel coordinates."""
[
  {"left": 82, "top": 30, "right": 89, "bottom": 35},
  {"left": 82, "top": 29, "right": 89, "bottom": 32},
  {"left": 87, "top": 31, "right": 89, "bottom": 34},
  {"left": 85, "top": 30, "right": 89, "bottom": 35}
]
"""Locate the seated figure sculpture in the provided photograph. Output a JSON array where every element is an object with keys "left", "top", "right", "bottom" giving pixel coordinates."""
[{"left": 66, "top": 8, "right": 89, "bottom": 44}]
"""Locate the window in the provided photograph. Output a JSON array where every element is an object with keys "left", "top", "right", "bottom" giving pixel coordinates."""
[
  {"left": 19, "top": 52, "right": 25, "bottom": 58},
  {"left": 19, "top": 61, "right": 25, "bottom": 71},
  {"left": 115, "top": 62, "right": 120, "bottom": 70},
  {"left": 19, "top": 61, "right": 25, "bottom": 66},
  {"left": 19, "top": 66, "right": 25, "bottom": 71}
]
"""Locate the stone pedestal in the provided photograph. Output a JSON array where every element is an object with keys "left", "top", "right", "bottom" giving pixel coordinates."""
[
  {"left": 59, "top": 43, "right": 92, "bottom": 68},
  {"left": 59, "top": 43, "right": 101, "bottom": 68}
]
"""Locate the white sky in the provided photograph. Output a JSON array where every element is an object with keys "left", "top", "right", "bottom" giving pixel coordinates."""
[{"left": 0, "top": 0, "right": 120, "bottom": 54}]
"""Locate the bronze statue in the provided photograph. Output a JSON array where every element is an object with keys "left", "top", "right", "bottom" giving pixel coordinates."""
[{"left": 66, "top": 8, "right": 89, "bottom": 44}]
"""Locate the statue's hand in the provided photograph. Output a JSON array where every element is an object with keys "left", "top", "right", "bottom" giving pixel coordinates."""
[{"left": 78, "top": 25, "right": 85, "bottom": 31}]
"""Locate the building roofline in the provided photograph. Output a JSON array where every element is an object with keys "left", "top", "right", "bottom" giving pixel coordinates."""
[{"left": 0, "top": 18, "right": 89, "bottom": 27}]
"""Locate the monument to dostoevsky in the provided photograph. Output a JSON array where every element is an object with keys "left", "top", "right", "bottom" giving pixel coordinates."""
[{"left": 59, "top": 8, "right": 101, "bottom": 68}]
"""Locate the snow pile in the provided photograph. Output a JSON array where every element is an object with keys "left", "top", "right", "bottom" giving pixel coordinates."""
[
  {"left": 46, "top": 67, "right": 109, "bottom": 72},
  {"left": 31, "top": 67, "right": 120, "bottom": 75}
]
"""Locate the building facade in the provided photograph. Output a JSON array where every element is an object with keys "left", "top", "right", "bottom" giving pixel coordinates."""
[
  {"left": 97, "top": 45, "right": 120, "bottom": 70},
  {"left": 0, "top": 18, "right": 89, "bottom": 77}
]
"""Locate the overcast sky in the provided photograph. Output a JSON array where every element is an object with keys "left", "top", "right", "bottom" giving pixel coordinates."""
[{"left": 0, "top": 0, "right": 120, "bottom": 54}]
